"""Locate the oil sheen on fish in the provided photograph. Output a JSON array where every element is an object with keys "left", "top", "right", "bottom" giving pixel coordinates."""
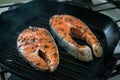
[
  {"left": 17, "top": 27, "right": 59, "bottom": 72},
  {"left": 49, "top": 14, "right": 103, "bottom": 61}
]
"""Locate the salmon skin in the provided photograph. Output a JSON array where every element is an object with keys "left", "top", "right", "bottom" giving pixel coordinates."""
[
  {"left": 49, "top": 14, "right": 103, "bottom": 61},
  {"left": 17, "top": 27, "right": 59, "bottom": 72}
]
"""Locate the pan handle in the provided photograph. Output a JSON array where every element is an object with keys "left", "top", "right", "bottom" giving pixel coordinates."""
[
  {"left": 119, "top": 27, "right": 120, "bottom": 38},
  {"left": 110, "top": 40, "right": 120, "bottom": 78},
  {"left": 113, "top": 40, "right": 120, "bottom": 60},
  {"left": 113, "top": 26, "right": 120, "bottom": 59}
]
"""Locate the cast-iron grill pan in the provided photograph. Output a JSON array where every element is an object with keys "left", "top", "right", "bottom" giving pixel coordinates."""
[{"left": 0, "top": 0, "right": 119, "bottom": 80}]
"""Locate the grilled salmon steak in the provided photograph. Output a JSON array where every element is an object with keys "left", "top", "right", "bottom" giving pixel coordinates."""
[
  {"left": 17, "top": 27, "right": 59, "bottom": 72},
  {"left": 49, "top": 14, "right": 103, "bottom": 61}
]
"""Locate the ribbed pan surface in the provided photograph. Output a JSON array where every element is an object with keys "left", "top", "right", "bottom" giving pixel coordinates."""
[{"left": 0, "top": 17, "right": 105, "bottom": 80}]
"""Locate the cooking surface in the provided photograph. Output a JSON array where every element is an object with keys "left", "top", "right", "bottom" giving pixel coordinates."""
[
  {"left": 0, "top": 7, "right": 106, "bottom": 79},
  {"left": 0, "top": 0, "right": 120, "bottom": 80},
  {"left": 0, "top": 33, "right": 104, "bottom": 80}
]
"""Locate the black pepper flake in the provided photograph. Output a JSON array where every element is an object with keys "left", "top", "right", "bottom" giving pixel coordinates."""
[
  {"left": 31, "top": 46, "right": 34, "bottom": 49},
  {"left": 44, "top": 31, "right": 49, "bottom": 36},
  {"left": 25, "top": 41, "right": 30, "bottom": 45},
  {"left": 44, "top": 45, "right": 49, "bottom": 48},
  {"left": 80, "top": 51, "right": 85, "bottom": 56},
  {"left": 29, "top": 27, "right": 38, "bottom": 32},
  {"left": 60, "top": 17, "right": 63, "bottom": 19},
  {"left": 18, "top": 45, "right": 22, "bottom": 48},
  {"left": 76, "top": 26, "right": 82, "bottom": 29},
  {"left": 60, "top": 28, "right": 64, "bottom": 31},
  {"left": 35, "top": 45, "right": 38, "bottom": 47},
  {"left": 58, "top": 21, "right": 63, "bottom": 25},
  {"left": 53, "top": 52, "right": 57, "bottom": 57},
  {"left": 95, "top": 49, "right": 98, "bottom": 53},
  {"left": 31, "top": 37, "right": 35, "bottom": 43},
  {"left": 47, "top": 40, "right": 53, "bottom": 43},
  {"left": 68, "top": 18, "right": 72, "bottom": 22},
  {"left": 47, "top": 59, "right": 51, "bottom": 63},
  {"left": 21, "top": 38, "right": 25, "bottom": 42},
  {"left": 64, "top": 18, "right": 68, "bottom": 22}
]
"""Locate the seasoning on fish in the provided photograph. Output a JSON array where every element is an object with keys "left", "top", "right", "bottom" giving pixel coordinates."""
[
  {"left": 49, "top": 14, "right": 103, "bottom": 61},
  {"left": 17, "top": 27, "right": 59, "bottom": 72}
]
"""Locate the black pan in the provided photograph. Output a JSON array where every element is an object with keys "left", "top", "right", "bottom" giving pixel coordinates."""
[{"left": 0, "top": 0, "right": 119, "bottom": 80}]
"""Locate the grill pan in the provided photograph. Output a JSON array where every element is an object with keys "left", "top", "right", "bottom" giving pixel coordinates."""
[{"left": 0, "top": 0, "right": 120, "bottom": 80}]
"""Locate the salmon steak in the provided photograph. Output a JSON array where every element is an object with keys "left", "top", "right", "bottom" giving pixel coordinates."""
[
  {"left": 49, "top": 14, "right": 103, "bottom": 61},
  {"left": 17, "top": 27, "right": 59, "bottom": 72}
]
